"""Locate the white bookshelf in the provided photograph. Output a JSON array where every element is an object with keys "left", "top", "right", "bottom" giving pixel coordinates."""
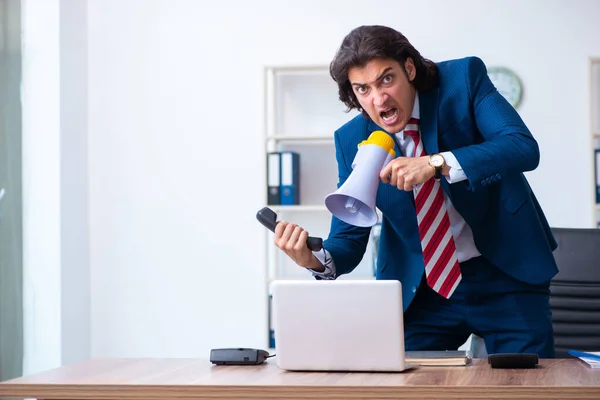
[{"left": 263, "top": 65, "right": 377, "bottom": 349}]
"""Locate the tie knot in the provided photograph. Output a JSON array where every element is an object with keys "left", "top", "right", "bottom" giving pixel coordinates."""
[{"left": 404, "top": 117, "right": 420, "bottom": 139}]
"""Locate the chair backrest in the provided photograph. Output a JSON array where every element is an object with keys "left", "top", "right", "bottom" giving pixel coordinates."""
[{"left": 550, "top": 227, "right": 600, "bottom": 357}]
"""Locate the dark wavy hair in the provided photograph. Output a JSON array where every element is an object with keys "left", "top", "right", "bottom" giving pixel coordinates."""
[{"left": 330, "top": 25, "right": 439, "bottom": 117}]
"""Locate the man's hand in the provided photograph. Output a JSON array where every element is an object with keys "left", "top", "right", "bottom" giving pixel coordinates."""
[
  {"left": 380, "top": 156, "right": 435, "bottom": 191},
  {"left": 274, "top": 221, "right": 325, "bottom": 272}
]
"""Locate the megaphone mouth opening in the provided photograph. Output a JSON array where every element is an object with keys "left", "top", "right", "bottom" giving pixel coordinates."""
[
  {"left": 325, "top": 193, "right": 378, "bottom": 227},
  {"left": 345, "top": 199, "right": 361, "bottom": 214}
]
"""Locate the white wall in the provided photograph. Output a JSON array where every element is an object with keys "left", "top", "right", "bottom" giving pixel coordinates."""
[
  {"left": 59, "top": 0, "right": 90, "bottom": 366},
  {"left": 22, "top": 0, "right": 600, "bottom": 366},
  {"left": 22, "top": 0, "right": 62, "bottom": 373},
  {"left": 86, "top": 0, "right": 600, "bottom": 358},
  {"left": 22, "top": 0, "right": 90, "bottom": 373}
]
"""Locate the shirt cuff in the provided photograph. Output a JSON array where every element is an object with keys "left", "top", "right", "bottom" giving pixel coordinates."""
[
  {"left": 310, "top": 248, "right": 336, "bottom": 279},
  {"left": 441, "top": 151, "right": 468, "bottom": 183}
]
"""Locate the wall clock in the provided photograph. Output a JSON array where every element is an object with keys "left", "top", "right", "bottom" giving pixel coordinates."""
[{"left": 487, "top": 66, "right": 523, "bottom": 109}]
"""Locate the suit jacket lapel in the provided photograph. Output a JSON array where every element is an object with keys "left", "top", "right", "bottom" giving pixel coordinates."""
[
  {"left": 419, "top": 87, "right": 454, "bottom": 199},
  {"left": 419, "top": 88, "right": 439, "bottom": 155}
]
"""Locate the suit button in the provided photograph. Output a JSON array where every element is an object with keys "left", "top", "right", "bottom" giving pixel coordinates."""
[
  {"left": 481, "top": 180, "right": 487, "bottom": 186},
  {"left": 496, "top": 173, "right": 501, "bottom": 179},
  {"left": 412, "top": 286, "right": 417, "bottom": 293}
]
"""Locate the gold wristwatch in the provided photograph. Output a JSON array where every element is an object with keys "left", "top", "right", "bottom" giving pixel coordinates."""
[{"left": 429, "top": 154, "right": 445, "bottom": 181}]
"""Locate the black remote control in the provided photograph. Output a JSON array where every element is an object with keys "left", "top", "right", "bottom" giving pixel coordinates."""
[
  {"left": 256, "top": 207, "right": 323, "bottom": 251},
  {"left": 210, "top": 348, "right": 271, "bottom": 365},
  {"left": 488, "top": 353, "right": 539, "bottom": 369}
]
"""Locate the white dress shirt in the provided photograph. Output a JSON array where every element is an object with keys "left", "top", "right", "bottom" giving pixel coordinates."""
[{"left": 312, "top": 93, "right": 481, "bottom": 279}]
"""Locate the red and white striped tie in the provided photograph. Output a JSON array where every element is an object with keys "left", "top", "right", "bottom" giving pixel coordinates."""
[{"left": 404, "top": 117, "right": 461, "bottom": 298}]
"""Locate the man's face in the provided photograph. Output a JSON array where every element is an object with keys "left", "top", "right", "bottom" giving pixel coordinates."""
[{"left": 348, "top": 57, "right": 417, "bottom": 134}]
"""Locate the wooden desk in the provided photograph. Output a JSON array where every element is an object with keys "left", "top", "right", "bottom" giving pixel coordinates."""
[{"left": 0, "top": 358, "right": 599, "bottom": 400}]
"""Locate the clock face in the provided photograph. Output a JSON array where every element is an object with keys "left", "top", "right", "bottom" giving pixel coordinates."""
[{"left": 487, "top": 66, "right": 523, "bottom": 109}]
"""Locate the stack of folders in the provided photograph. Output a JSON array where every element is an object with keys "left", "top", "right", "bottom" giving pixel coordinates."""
[
  {"left": 596, "top": 148, "right": 600, "bottom": 228},
  {"left": 405, "top": 350, "right": 473, "bottom": 366},
  {"left": 267, "top": 151, "right": 300, "bottom": 205},
  {"left": 568, "top": 350, "right": 600, "bottom": 368},
  {"left": 595, "top": 149, "right": 600, "bottom": 205}
]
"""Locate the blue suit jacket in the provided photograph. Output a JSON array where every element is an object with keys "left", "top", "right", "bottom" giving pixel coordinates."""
[{"left": 322, "top": 56, "right": 558, "bottom": 310}]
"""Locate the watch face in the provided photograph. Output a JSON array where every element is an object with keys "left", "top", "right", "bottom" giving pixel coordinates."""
[
  {"left": 430, "top": 154, "right": 444, "bottom": 167},
  {"left": 487, "top": 66, "right": 523, "bottom": 109}
]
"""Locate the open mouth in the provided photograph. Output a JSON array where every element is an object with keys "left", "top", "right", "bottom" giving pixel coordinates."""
[{"left": 380, "top": 108, "right": 399, "bottom": 124}]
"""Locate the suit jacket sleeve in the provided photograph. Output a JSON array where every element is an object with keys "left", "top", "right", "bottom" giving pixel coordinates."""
[
  {"left": 450, "top": 57, "right": 540, "bottom": 191},
  {"left": 321, "top": 129, "right": 371, "bottom": 277}
]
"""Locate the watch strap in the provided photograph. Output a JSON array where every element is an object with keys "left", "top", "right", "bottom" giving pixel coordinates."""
[{"left": 434, "top": 165, "right": 442, "bottom": 180}]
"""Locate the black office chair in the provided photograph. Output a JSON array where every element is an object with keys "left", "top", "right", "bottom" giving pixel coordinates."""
[{"left": 550, "top": 227, "right": 600, "bottom": 358}]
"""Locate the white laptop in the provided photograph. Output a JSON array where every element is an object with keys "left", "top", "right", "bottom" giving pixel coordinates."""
[{"left": 270, "top": 279, "right": 413, "bottom": 372}]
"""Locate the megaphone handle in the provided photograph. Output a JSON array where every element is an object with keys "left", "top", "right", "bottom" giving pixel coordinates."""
[
  {"left": 305, "top": 236, "right": 323, "bottom": 252},
  {"left": 256, "top": 207, "right": 323, "bottom": 252}
]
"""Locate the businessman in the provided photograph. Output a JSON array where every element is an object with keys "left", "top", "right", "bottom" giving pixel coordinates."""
[{"left": 274, "top": 25, "right": 558, "bottom": 357}]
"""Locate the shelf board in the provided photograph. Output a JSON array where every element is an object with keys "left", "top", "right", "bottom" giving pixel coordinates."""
[
  {"left": 269, "top": 205, "right": 329, "bottom": 212},
  {"left": 266, "top": 135, "right": 334, "bottom": 142}
]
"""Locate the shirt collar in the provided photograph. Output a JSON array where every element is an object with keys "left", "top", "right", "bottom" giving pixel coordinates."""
[{"left": 397, "top": 92, "right": 420, "bottom": 140}]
